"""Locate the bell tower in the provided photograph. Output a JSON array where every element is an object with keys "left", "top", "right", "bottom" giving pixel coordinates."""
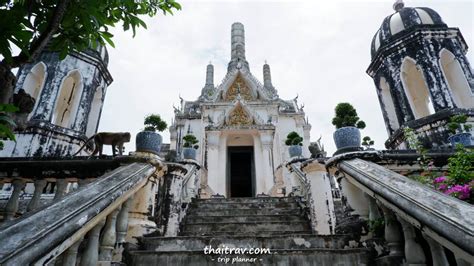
[
  {"left": 1, "top": 45, "right": 113, "bottom": 157},
  {"left": 367, "top": 1, "right": 474, "bottom": 148}
]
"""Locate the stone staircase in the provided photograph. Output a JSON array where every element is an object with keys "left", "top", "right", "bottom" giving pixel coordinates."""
[{"left": 127, "top": 197, "right": 369, "bottom": 265}]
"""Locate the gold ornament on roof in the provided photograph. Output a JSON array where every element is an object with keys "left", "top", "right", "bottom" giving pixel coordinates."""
[
  {"left": 225, "top": 75, "right": 253, "bottom": 101},
  {"left": 228, "top": 105, "right": 253, "bottom": 126}
]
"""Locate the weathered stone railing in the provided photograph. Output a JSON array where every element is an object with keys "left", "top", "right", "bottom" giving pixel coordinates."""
[
  {"left": 0, "top": 157, "right": 120, "bottom": 222},
  {"left": 328, "top": 156, "right": 474, "bottom": 265},
  {"left": 287, "top": 161, "right": 318, "bottom": 233},
  {"left": 161, "top": 161, "right": 201, "bottom": 237},
  {"left": 287, "top": 159, "right": 337, "bottom": 235},
  {"left": 0, "top": 162, "right": 159, "bottom": 265},
  {"left": 181, "top": 162, "right": 201, "bottom": 203}
]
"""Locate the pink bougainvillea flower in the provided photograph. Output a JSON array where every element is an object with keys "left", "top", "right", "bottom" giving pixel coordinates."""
[
  {"left": 438, "top": 184, "right": 447, "bottom": 191},
  {"left": 433, "top": 176, "right": 447, "bottom": 183}
]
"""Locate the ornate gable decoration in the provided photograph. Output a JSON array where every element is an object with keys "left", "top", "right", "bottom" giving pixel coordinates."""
[
  {"left": 224, "top": 74, "right": 253, "bottom": 101},
  {"left": 228, "top": 104, "right": 253, "bottom": 126}
]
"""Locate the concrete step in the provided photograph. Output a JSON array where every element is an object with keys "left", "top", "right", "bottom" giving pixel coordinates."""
[
  {"left": 182, "top": 221, "right": 310, "bottom": 234},
  {"left": 186, "top": 208, "right": 302, "bottom": 216},
  {"left": 139, "top": 235, "right": 350, "bottom": 251},
  {"left": 184, "top": 214, "right": 306, "bottom": 223},
  {"left": 193, "top": 197, "right": 300, "bottom": 204},
  {"left": 181, "top": 230, "right": 314, "bottom": 237},
  {"left": 189, "top": 201, "right": 299, "bottom": 210},
  {"left": 127, "top": 248, "right": 369, "bottom": 266}
]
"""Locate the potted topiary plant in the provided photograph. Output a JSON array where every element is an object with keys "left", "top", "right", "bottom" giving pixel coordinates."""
[
  {"left": 182, "top": 134, "right": 199, "bottom": 160},
  {"left": 447, "top": 114, "right": 472, "bottom": 147},
  {"left": 332, "top": 103, "right": 366, "bottom": 152},
  {"left": 285, "top": 131, "right": 303, "bottom": 158},
  {"left": 362, "top": 136, "right": 375, "bottom": 150},
  {"left": 136, "top": 114, "right": 167, "bottom": 155}
]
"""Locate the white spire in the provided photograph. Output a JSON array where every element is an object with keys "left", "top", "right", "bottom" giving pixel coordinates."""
[
  {"left": 263, "top": 62, "right": 272, "bottom": 87},
  {"left": 231, "top": 22, "right": 246, "bottom": 60},
  {"left": 206, "top": 63, "right": 214, "bottom": 86}
]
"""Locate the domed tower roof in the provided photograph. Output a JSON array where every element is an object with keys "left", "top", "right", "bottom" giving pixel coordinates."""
[{"left": 371, "top": 2, "right": 446, "bottom": 58}]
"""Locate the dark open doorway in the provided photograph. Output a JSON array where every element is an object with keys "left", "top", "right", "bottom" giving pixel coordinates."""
[{"left": 228, "top": 146, "right": 254, "bottom": 197}]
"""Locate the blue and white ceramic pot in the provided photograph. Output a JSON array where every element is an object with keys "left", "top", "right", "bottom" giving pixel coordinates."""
[
  {"left": 136, "top": 131, "right": 162, "bottom": 155},
  {"left": 182, "top": 147, "right": 197, "bottom": 159},
  {"left": 289, "top": 145, "right": 302, "bottom": 158},
  {"left": 448, "top": 133, "right": 472, "bottom": 147},
  {"left": 333, "top": 127, "right": 361, "bottom": 150}
]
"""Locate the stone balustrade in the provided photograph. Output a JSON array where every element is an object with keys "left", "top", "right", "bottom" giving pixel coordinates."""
[
  {"left": 328, "top": 156, "right": 474, "bottom": 265},
  {"left": 0, "top": 160, "right": 162, "bottom": 265},
  {"left": 161, "top": 161, "right": 201, "bottom": 237}
]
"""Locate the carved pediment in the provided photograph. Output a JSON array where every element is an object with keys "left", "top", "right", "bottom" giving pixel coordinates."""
[
  {"left": 224, "top": 74, "right": 254, "bottom": 101},
  {"left": 227, "top": 104, "right": 253, "bottom": 126}
]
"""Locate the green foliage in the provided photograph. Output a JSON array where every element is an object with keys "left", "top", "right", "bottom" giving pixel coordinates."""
[
  {"left": 331, "top": 102, "right": 366, "bottom": 129},
  {"left": 368, "top": 218, "right": 384, "bottom": 235},
  {"left": 447, "top": 114, "right": 472, "bottom": 134},
  {"left": 144, "top": 114, "right": 167, "bottom": 132},
  {"left": 448, "top": 144, "right": 474, "bottom": 185},
  {"left": 0, "top": 103, "right": 19, "bottom": 150},
  {"left": 183, "top": 134, "right": 199, "bottom": 149},
  {"left": 408, "top": 174, "right": 433, "bottom": 185},
  {"left": 403, "top": 127, "right": 439, "bottom": 182},
  {"left": 285, "top": 131, "right": 303, "bottom": 146},
  {"left": 0, "top": 0, "right": 181, "bottom": 63},
  {"left": 362, "top": 136, "right": 374, "bottom": 149}
]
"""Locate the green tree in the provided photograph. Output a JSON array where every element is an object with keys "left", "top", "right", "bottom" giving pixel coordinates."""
[
  {"left": 331, "top": 102, "right": 366, "bottom": 129},
  {"left": 144, "top": 114, "right": 167, "bottom": 132},
  {"left": 0, "top": 0, "right": 181, "bottom": 148}
]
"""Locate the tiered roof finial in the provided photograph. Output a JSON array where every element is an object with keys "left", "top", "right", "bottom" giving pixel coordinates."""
[{"left": 393, "top": 0, "right": 405, "bottom": 12}]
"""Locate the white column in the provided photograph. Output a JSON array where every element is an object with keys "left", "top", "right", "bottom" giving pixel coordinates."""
[
  {"left": 206, "top": 131, "right": 225, "bottom": 196},
  {"left": 259, "top": 131, "right": 274, "bottom": 194},
  {"left": 304, "top": 162, "right": 335, "bottom": 234},
  {"left": 339, "top": 177, "right": 369, "bottom": 219}
]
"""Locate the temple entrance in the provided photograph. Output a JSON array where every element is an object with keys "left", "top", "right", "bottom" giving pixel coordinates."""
[{"left": 228, "top": 146, "right": 255, "bottom": 197}]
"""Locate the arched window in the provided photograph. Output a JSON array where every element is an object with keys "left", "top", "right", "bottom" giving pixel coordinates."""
[
  {"left": 379, "top": 77, "right": 400, "bottom": 131},
  {"left": 439, "top": 49, "right": 474, "bottom": 108},
  {"left": 86, "top": 86, "right": 104, "bottom": 136},
  {"left": 52, "top": 70, "right": 83, "bottom": 128},
  {"left": 22, "top": 62, "right": 47, "bottom": 118},
  {"left": 400, "top": 57, "right": 435, "bottom": 119}
]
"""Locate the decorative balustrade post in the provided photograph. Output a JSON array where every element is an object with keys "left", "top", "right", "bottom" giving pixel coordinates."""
[
  {"left": 99, "top": 209, "right": 119, "bottom": 261},
  {"left": 365, "top": 194, "right": 383, "bottom": 239},
  {"left": 116, "top": 197, "right": 133, "bottom": 244},
  {"left": 422, "top": 233, "right": 448, "bottom": 266},
  {"left": 5, "top": 179, "right": 26, "bottom": 221},
  {"left": 27, "top": 179, "right": 47, "bottom": 212},
  {"left": 54, "top": 179, "right": 68, "bottom": 200},
  {"left": 398, "top": 217, "right": 426, "bottom": 265},
  {"left": 80, "top": 219, "right": 105, "bottom": 266},
  {"left": 381, "top": 206, "right": 403, "bottom": 257},
  {"left": 366, "top": 195, "right": 382, "bottom": 221},
  {"left": 61, "top": 237, "right": 83, "bottom": 266}
]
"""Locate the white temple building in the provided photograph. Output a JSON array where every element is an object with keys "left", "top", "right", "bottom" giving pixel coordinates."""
[{"left": 170, "top": 22, "right": 315, "bottom": 198}]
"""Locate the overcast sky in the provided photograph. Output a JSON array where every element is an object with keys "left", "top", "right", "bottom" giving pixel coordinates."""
[{"left": 98, "top": 0, "right": 474, "bottom": 155}]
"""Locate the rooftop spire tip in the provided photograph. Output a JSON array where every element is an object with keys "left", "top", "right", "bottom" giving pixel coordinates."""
[{"left": 393, "top": 0, "right": 405, "bottom": 12}]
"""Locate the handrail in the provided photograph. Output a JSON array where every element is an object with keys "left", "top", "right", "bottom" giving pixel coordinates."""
[
  {"left": 337, "top": 158, "right": 474, "bottom": 259},
  {"left": 289, "top": 163, "right": 318, "bottom": 233},
  {"left": 181, "top": 164, "right": 199, "bottom": 201},
  {"left": 0, "top": 163, "right": 155, "bottom": 265}
]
